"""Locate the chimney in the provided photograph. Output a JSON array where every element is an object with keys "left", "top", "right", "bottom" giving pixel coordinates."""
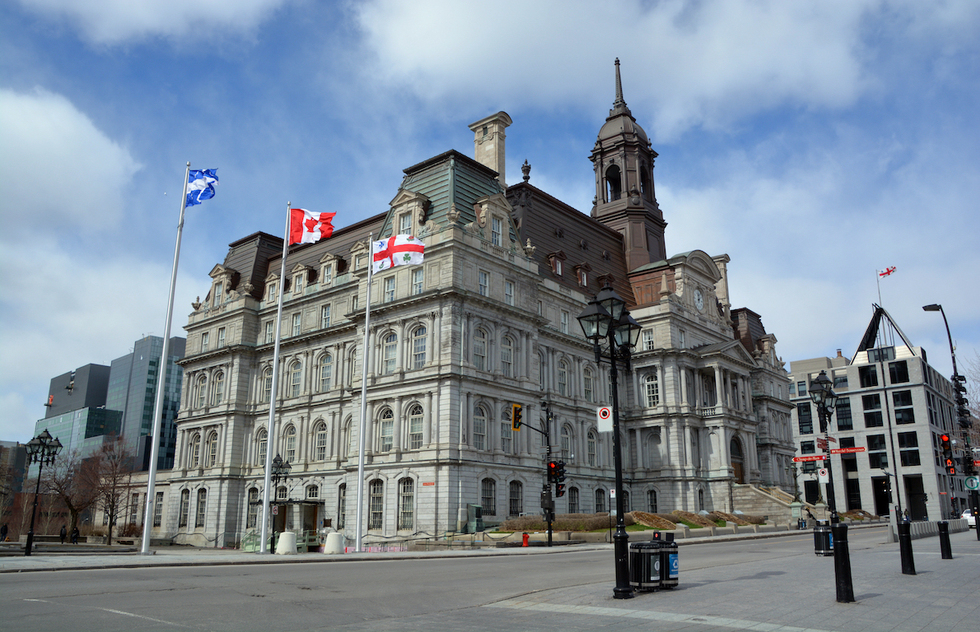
[{"left": 468, "top": 112, "right": 512, "bottom": 187}]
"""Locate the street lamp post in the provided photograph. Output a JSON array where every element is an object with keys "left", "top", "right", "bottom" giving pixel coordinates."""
[
  {"left": 269, "top": 454, "right": 291, "bottom": 552},
  {"left": 24, "top": 429, "right": 63, "bottom": 556},
  {"left": 809, "top": 370, "right": 839, "bottom": 522},
  {"left": 578, "top": 285, "right": 641, "bottom": 600},
  {"left": 923, "top": 303, "right": 979, "bottom": 540}
]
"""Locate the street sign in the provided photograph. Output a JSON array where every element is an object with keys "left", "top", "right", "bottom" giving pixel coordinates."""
[
  {"left": 831, "top": 446, "right": 867, "bottom": 454},
  {"left": 818, "top": 468, "right": 829, "bottom": 482},
  {"left": 793, "top": 455, "right": 826, "bottom": 462},
  {"left": 597, "top": 406, "right": 613, "bottom": 433},
  {"left": 966, "top": 476, "right": 979, "bottom": 491}
]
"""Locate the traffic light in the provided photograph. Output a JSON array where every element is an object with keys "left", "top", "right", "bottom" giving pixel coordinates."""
[
  {"left": 940, "top": 434, "right": 956, "bottom": 475},
  {"left": 556, "top": 483, "right": 566, "bottom": 497},
  {"left": 547, "top": 460, "right": 558, "bottom": 484},
  {"left": 954, "top": 380, "right": 971, "bottom": 428},
  {"left": 554, "top": 460, "right": 567, "bottom": 496},
  {"left": 511, "top": 404, "right": 523, "bottom": 431}
]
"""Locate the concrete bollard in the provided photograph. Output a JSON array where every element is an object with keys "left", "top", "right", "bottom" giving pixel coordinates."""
[{"left": 323, "top": 531, "right": 345, "bottom": 554}]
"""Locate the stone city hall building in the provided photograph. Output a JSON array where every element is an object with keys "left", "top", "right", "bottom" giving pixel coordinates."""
[{"left": 131, "top": 63, "right": 796, "bottom": 547}]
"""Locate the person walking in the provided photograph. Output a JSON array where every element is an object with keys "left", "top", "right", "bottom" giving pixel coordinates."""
[
  {"left": 60, "top": 525, "right": 67, "bottom": 544},
  {"left": 71, "top": 526, "right": 79, "bottom": 544}
]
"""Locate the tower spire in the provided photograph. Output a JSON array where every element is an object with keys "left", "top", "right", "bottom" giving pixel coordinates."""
[{"left": 610, "top": 58, "right": 631, "bottom": 118}]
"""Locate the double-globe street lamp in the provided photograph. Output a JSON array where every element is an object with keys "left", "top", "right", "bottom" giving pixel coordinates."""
[
  {"left": 269, "top": 454, "right": 291, "bottom": 551},
  {"left": 24, "top": 429, "right": 63, "bottom": 556},
  {"left": 577, "top": 285, "right": 641, "bottom": 599},
  {"left": 809, "top": 370, "right": 839, "bottom": 522}
]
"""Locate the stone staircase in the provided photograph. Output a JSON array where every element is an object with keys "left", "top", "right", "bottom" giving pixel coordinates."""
[{"left": 731, "top": 484, "right": 825, "bottom": 525}]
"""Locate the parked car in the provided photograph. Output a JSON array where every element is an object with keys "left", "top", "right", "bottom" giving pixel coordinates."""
[{"left": 961, "top": 509, "right": 977, "bottom": 528}]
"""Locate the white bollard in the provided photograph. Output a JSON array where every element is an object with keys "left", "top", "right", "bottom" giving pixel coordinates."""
[
  {"left": 324, "top": 532, "right": 345, "bottom": 554},
  {"left": 275, "top": 531, "right": 297, "bottom": 555}
]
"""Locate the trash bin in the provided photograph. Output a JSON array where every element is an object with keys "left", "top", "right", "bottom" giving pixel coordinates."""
[
  {"left": 659, "top": 535, "right": 679, "bottom": 588},
  {"left": 813, "top": 521, "right": 833, "bottom": 556},
  {"left": 629, "top": 541, "right": 661, "bottom": 591}
]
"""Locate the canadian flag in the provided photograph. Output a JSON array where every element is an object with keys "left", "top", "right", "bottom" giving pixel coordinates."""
[
  {"left": 289, "top": 208, "right": 335, "bottom": 245},
  {"left": 372, "top": 235, "right": 425, "bottom": 273},
  {"left": 878, "top": 266, "right": 896, "bottom": 278}
]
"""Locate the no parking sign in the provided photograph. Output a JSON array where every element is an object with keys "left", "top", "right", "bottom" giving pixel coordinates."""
[{"left": 597, "top": 406, "right": 613, "bottom": 432}]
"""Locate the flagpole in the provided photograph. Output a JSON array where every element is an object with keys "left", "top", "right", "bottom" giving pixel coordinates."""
[
  {"left": 354, "top": 233, "right": 374, "bottom": 553},
  {"left": 140, "top": 162, "right": 191, "bottom": 555},
  {"left": 259, "top": 202, "right": 292, "bottom": 554}
]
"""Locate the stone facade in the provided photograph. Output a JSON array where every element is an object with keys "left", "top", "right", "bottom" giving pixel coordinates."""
[{"left": 106, "top": 63, "right": 794, "bottom": 547}]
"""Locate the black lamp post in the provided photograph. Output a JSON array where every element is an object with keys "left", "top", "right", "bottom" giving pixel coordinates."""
[
  {"left": 923, "top": 303, "right": 979, "bottom": 540},
  {"left": 809, "top": 370, "right": 839, "bottom": 522},
  {"left": 24, "top": 429, "right": 63, "bottom": 556},
  {"left": 269, "top": 454, "right": 291, "bottom": 551},
  {"left": 578, "top": 285, "right": 641, "bottom": 599}
]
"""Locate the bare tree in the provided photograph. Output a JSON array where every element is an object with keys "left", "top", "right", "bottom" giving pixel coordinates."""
[
  {"left": 42, "top": 449, "right": 100, "bottom": 534},
  {"left": 93, "top": 438, "right": 134, "bottom": 546}
]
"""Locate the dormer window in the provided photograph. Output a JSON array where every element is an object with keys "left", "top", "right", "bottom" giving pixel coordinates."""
[
  {"left": 292, "top": 272, "right": 304, "bottom": 295},
  {"left": 399, "top": 212, "right": 412, "bottom": 235},
  {"left": 321, "top": 263, "right": 333, "bottom": 286},
  {"left": 212, "top": 282, "right": 223, "bottom": 308},
  {"left": 574, "top": 263, "right": 591, "bottom": 288},
  {"left": 548, "top": 252, "right": 566, "bottom": 277},
  {"left": 266, "top": 280, "right": 278, "bottom": 303},
  {"left": 491, "top": 216, "right": 502, "bottom": 246}
]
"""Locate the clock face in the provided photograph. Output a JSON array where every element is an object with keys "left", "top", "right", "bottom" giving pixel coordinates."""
[{"left": 694, "top": 288, "right": 704, "bottom": 312}]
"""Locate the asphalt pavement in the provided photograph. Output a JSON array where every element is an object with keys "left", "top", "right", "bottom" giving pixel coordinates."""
[{"left": 2, "top": 525, "right": 978, "bottom": 632}]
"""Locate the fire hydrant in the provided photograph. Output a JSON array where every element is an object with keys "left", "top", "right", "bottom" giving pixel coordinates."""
[{"left": 522, "top": 532, "right": 529, "bottom": 547}]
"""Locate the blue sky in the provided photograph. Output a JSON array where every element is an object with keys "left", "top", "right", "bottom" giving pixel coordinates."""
[{"left": 2, "top": 0, "right": 978, "bottom": 442}]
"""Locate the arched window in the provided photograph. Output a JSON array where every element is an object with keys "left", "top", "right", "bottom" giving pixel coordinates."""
[
  {"left": 205, "top": 431, "right": 218, "bottom": 467},
  {"left": 318, "top": 354, "right": 333, "bottom": 392},
  {"left": 473, "top": 405, "right": 487, "bottom": 450},
  {"left": 605, "top": 164, "right": 622, "bottom": 201},
  {"left": 647, "top": 489, "right": 658, "bottom": 513},
  {"left": 262, "top": 367, "right": 273, "bottom": 403},
  {"left": 276, "top": 485, "right": 287, "bottom": 500},
  {"left": 645, "top": 372, "right": 659, "bottom": 407},
  {"left": 508, "top": 481, "right": 523, "bottom": 516},
  {"left": 212, "top": 372, "right": 225, "bottom": 405},
  {"left": 190, "top": 433, "right": 202, "bottom": 467},
  {"left": 345, "top": 346, "right": 359, "bottom": 386},
  {"left": 379, "top": 409, "right": 394, "bottom": 452},
  {"left": 587, "top": 431, "right": 598, "bottom": 467},
  {"left": 473, "top": 328, "right": 488, "bottom": 371},
  {"left": 196, "top": 377, "right": 207, "bottom": 408},
  {"left": 698, "top": 488, "right": 705, "bottom": 511},
  {"left": 256, "top": 429, "right": 267, "bottom": 466},
  {"left": 398, "top": 478, "right": 414, "bottom": 530},
  {"left": 337, "top": 483, "right": 346, "bottom": 529},
  {"left": 560, "top": 425, "right": 572, "bottom": 461},
  {"left": 501, "top": 336, "right": 515, "bottom": 378},
  {"left": 289, "top": 361, "right": 302, "bottom": 398},
  {"left": 583, "top": 368, "right": 595, "bottom": 403},
  {"left": 313, "top": 421, "right": 328, "bottom": 461},
  {"left": 640, "top": 163, "right": 652, "bottom": 201},
  {"left": 306, "top": 485, "right": 319, "bottom": 500},
  {"left": 195, "top": 489, "right": 207, "bottom": 528},
  {"left": 342, "top": 417, "right": 353, "bottom": 457},
  {"left": 246, "top": 488, "right": 259, "bottom": 528},
  {"left": 369, "top": 479, "right": 384, "bottom": 529},
  {"left": 568, "top": 487, "right": 580, "bottom": 513},
  {"left": 408, "top": 404, "right": 424, "bottom": 449},
  {"left": 382, "top": 332, "right": 397, "bottom": 375},
  {"left": 501, "top": 412, "right": 513, "bottom": 454},
  {"left": 481, "top": 478, "right": 496, "bottom": 515},
  {"left": 284, "top": 426, "right": 296, "bottom": 463},
  {"left": 731, "top": 436, "right": 745, "bottom": 484},
  {"left": 178, "top": 489, "right": 190, "bottom": 527},
  {"left": 411, "top": 326, "right": 427, "bottom": 369},
  {"left": 557, "top": 360, "right": 569, "bottom": 396},
  {"left": 595, "top": 488, "right": 606, "bottom": 513}
]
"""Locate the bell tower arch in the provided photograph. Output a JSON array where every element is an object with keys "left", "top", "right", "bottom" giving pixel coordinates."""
[{"left": 590, "top": 59, "right": 667, "bottom": 270}]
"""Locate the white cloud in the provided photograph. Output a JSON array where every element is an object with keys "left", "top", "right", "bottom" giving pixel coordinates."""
[
  {"left": 15, "top": 0, "right": 290, "bottom": 44},
  {"left": 0, "top": 88, "right": 142, "bottom": 235}
]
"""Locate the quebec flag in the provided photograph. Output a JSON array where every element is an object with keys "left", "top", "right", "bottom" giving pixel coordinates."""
[{"left": 186, "top": 169, "right": 219, "bottom": 206}]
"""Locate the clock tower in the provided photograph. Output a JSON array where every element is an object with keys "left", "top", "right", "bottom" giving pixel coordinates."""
[{"left": 590, "top": 59, "right": 668, "bottom": 271}]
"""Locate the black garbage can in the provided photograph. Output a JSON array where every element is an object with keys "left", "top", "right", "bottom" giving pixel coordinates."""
[
  {"left": 629, "top": 541, "right": 661, "bottom": 591},
  {"left": 659, "top": 536, "right": 679, "bottom": 588},
  {"left": 814, "top": 521, "right": 833, "bottom": 556}
]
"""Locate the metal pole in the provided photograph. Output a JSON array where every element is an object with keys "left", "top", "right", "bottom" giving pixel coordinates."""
[
  {"left": 831, "top": 522, "right": 854, "bottom": 602},
  {"left": 355, "top": 233, "right": 375, "bottom": 553},
  {"left": 24, "top": 461, "right": 44, "bottom": 556},
  {"left": 141, "top": 162, "right": 191, "bottom": 555},
  {"left": 608, "top": 331, "right": 633, "bottom": 599}
]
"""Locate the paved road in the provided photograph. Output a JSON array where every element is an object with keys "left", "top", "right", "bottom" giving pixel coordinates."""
[{"left": 1, "top": 526, "right": 977, "bottom": 631}]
